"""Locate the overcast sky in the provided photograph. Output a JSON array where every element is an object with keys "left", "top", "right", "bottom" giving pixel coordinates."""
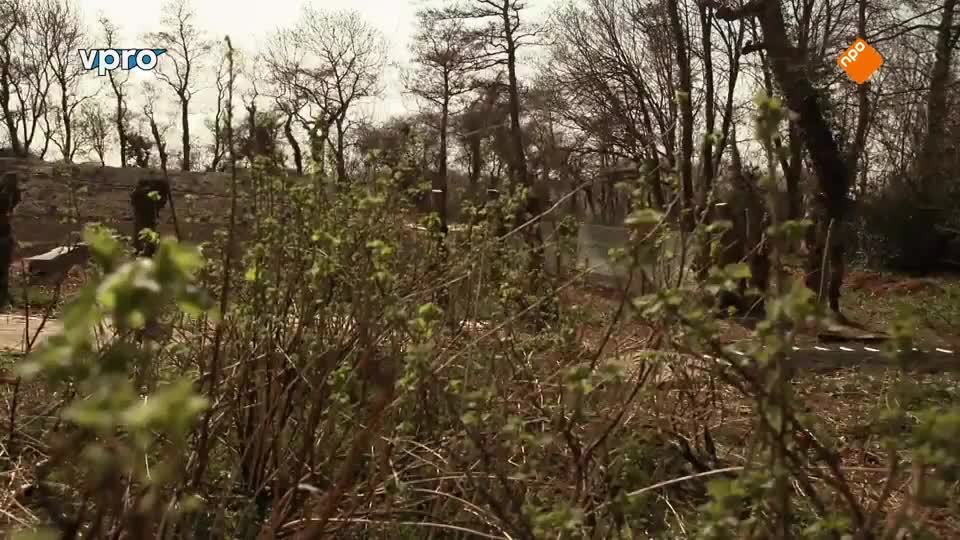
[
  {"left": 71, "top": 0, "right": 554, "bottom": 165},
  {"left": 80, "top": 0, "right": 425, "bottom": 112}
]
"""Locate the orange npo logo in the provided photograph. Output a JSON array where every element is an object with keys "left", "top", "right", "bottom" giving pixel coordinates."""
[{"left": 838, "top": 38, "right": 882, "bottom": 84}]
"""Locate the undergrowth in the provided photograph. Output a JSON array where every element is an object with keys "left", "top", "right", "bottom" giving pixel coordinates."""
[{"left": 0, "top": 95, "right": 957, "bottom": 540}]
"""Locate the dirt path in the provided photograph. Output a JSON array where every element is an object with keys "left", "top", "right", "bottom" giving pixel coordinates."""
[
  {"left": 731, "top": 343, "right": 959, "bottom": 374},
  {"left": 0, "top": 314, "right": 62, "bottom": 352}
]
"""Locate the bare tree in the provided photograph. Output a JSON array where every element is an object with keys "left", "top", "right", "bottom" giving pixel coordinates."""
[
  {"left": 100, "top": 16, "right": 130, "bottom": 167},
  {"left": 444, "top": 1, "right": 537, "bottom": 198},
  {"left": 839, "top": 0, "right": 875, "bottom": 200},
  {"left": 547, "top": 0, "right": 679, "bottom": 212},
  {"left": 780, "top": 0, "right": 851, "bottom": 219},
  {"left": 77, "top": 100, "right": 110, "bottom": 165},
  {"left": 0, "top": 0, "right": 23, "bottom": 154},
  {"left": 264, "top": 32, "right": 327, "bottom": 173},
  {"left": 266, "top": 8, "right": 385, "bottom": 182},
  {"left": 204, "top": 43, "right": 229, "bottom": 172},
  {"left": 441, "top": 0, "right": 557, "bottom": 323},
  {"left": 274, "top": 93, "right": 304, "bottom": 175},
  {"left": 9, "top": 0, "right": 53, "bottom": 157},
  {"left": 453, "top": 76, "right": 508, "bottom": 194},
  {"left": 143, "top": 83, "right": 170, "bottom": 173},
  {"left": 240, "top": 58, "right": 261, "bottom": 166},
  {"left": 147, "top": 0, "right": 212, "bottom": 171},
  {"left": 407, "top": 10, "right": 486, "bottom": 236},
  {"left": 697, "top": 2, "right": 717, "bottom": 204},
  {"left": 34, "top": 0, "right": 88, "bottom": 162},
  {"left": 712, "top": 0, "right": 853, "bottom": 316}
]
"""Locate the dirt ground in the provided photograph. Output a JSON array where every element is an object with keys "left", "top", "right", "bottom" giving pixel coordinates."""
[{"left": 0, "top": 314, "right": 61, "bottom": 351}]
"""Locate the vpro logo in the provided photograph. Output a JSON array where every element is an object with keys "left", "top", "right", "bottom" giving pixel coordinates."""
[{"left": 78, "top": 48, "right": 167, "bottom": 76}]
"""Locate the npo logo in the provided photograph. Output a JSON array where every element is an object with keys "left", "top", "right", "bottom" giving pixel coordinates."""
[
  {"left": 837, "top": 39, "right": 882, "bottom": 84},
  {"left": 79, "top": 48, "right": 167, "bottom": 76}
]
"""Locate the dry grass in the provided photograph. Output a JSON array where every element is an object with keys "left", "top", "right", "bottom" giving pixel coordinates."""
[{"left": 844, "top": 270, "right": 960, "bottom": 349}]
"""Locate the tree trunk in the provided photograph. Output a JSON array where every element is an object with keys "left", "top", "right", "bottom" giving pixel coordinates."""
[
  {"left": 0, "top": 74, "right": 19, "bottom": 156},
  {"left": 180, "top": 97, "right": 191, "bottom": 171},
  {"left": 917, "top": 0, "right": 958, "bottom": 196},
  {"left": 284, "top": 113, "right": 302, "bottom": 176},
  {"left": 503, "top": 4, "right": 542, "bottom": 240},
  {"left": 500, "top": 0, "right": 553, "bottom": 323},
  {"left": 712, "top": 22, "right": 744, "bottom": 175},
  {"left": 758, "top": 43, "right": 805, "bottom": 222},
  {"left": 150, "top": 118, "right": 168, "bottom": 174},
  {"left": 60, "top": 80, "right": 72, "bottom": 162},
  {"left": 502, "top": 6, "right": 530, "bottom": 192},
  {"left": 469, "top": 138, "right": 482, "bottom": 188},
  {"left": 308, "top": 124, "right": 325, "bottom": 171},
  {"left": 435, "top": 87, "right": 450, "bottom": 236},
  {"left": 719, "top": 0, "right": 851, "bottom": 314},
  {"left": 245, "top": 100, "right": 257, "bottom": 165},
  {"left": 432, "top": 82, "right": 452, "bottom": 311},
  {"left": 668, "top": 0, "right": 695, "bottom": 227},
  {"left": 335, "top": 117, "right": 347, "bottom": 182},
  {"left": 698, "top": 4, "right": 716, "bottom": 204},
  {"left": 115, "top": 94, "right": 127, "bottom": 167},
  {"left": 848, "top": 0, "right": 872, "bottom": 195},
  {"left": 638, "top": 98, "right": 666, "bottom": 210},
  {"left": 785, "top": 123, "right": 803, "bottom": 220}
]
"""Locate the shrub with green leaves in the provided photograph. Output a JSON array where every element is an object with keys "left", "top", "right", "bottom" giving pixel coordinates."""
[
  {"left": 6, "top": 95, "right": 960, "bottom": 540},
  {"left": 13, "top": 225, "right": 211, "bottom": 538}
]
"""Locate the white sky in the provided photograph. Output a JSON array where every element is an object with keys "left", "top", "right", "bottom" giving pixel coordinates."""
[
  {"left": 81, "top": 0, "right": 418, "bottom": 113},
  {"left": 67, "top": 0, "right": 551, "bottom": 166}
]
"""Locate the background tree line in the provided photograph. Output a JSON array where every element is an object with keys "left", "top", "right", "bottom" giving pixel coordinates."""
[{"left": 0, "top": 0, "right": 958, "bottom": 304}]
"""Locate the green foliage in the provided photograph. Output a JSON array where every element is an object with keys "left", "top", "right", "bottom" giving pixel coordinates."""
[
  {"left": 11, "top": 225, "right": 212, "bottom": 535},
  {"left": 860, "top": 177, "right": 960, "bottom": 272},
  {"left": 7, "top": 94, "right": 960, "bottom": 539},
  {"left": 753, "top": 93, "right": 785, "bottom": 149}
]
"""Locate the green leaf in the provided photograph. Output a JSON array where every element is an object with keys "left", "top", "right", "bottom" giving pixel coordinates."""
[
  {"left": 122, "top": 379, "right": 207, "bottom": 439},
  {"left": 707, "top": 220, "right": 733, "bottom": 233},
  {"left": 161, "top": 239, "right": 204, "bottom": 275},
  {"left": 11, "top": 528, "right": 60, "bottom": 540},
  {"left": 83, "top": 225, "right": 122, "bottom": 270},
  {"left": 625, "top": 209, "right": 663, "bottom": 227},
  {"left": 723, "top": 263, "right": 752, "bottom": 280}
]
